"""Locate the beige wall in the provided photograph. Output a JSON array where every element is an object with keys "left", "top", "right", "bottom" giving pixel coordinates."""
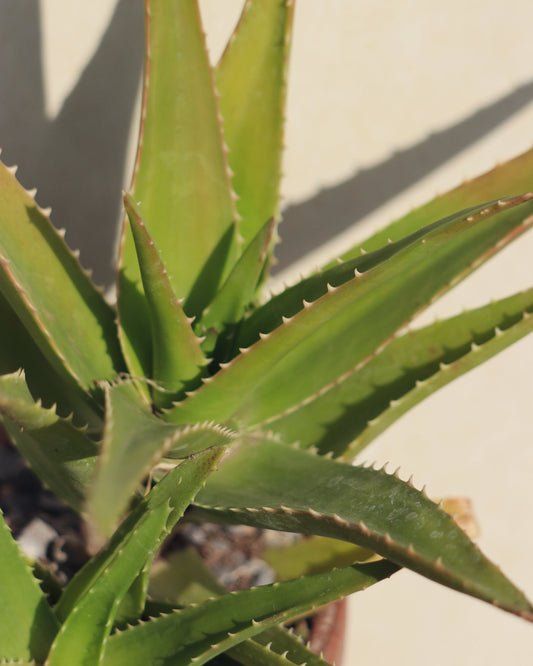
[{"left": 2, "top": 2, "right": 533, "bottom": 663}]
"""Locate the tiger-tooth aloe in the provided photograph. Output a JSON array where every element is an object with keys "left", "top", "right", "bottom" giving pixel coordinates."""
[{"left": 0, "top": 1, "right": 532, "bottom": 664}]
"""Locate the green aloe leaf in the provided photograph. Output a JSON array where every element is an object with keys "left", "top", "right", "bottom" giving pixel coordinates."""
[
  {"left": 88, "top": 380, "right": 235, "bottom": 537},
  {"left": 193, "top": 438, "right": 533, "bottom": 620},
  {"left": 263, "top": 536, "right": 375, "bottom": 581},
  {"left": 198, "top": 218, "right": 276, "bottom": 346},
  {"left": 0, "top": 160, "right": 124, "bottom": 395},
  {"left": 166, "top": 194, "right": 533, "bottom": 427},
  {"left": 47, "top": 504, "right": 171, "bottom": 666},
  {"left": 118, "top": 0, "right": 239, "bottom": 381},
  {"left": 228, "top": 628, "right": 333, "bottom": 666},
  {"left": 336, "top": 146, "right": 533, "bottom": 262},
  {"left": 0, "top": 371, "right": 98, "bottom": 511},
  {"left": 0, "top": 509, "right": 59, "bottom": 663},
  {"left": 147, "top": 549, "right": 332, "bottom": 666},
  {"left": 262, "top": 287, "right": 533, "bottom": 457},
  {"left": 123, "top": 194, "right": 207, "bottom": 406},
  {"left": 0, "top": 292, "right": 102, "bottom": 428},
  {"left": 51, "top": 448, "right": 224, "bottom": 666},
  {"left": 215, "top": 0, "right": 294, "bottom": 251},
  {"left": 101, "top": 561, "right": 397, "bottom": 666}
]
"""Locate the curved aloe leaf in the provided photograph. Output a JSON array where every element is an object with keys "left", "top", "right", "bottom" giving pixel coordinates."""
[
  {"left": 0, "top": 160, "right": 124, "bottom": 395},
  {"left": 88, "top": 381, "right": 235, "bottom": 537},
  {"left": 228, "top": 628, "right": 333, "bottom": 666},
  {"left": 335, "top": 146, "right": 533, "bottom": 262},
  {"left": 0, "top": 292, "right": 101, "bottom": 428},
  {"left": 199, "top": 218, "right": 276, "bottom": 345},
  {"left": 55, "top": 448, "right": 224, "bottom": 630},
  {"left": 0, "top": 510, "right": 59, "bottom": 663},
  {"left": 118, "top": 0, "right": 239, "bottom": 381},
  {"left": 46, "top": 504, "right": 171, "bottom": 666},
  {"left": 262, "top": 287, "right": 533, "bottom": 457},
  {"left": 101, "top": 562, "right": 397, "bottom": 666},
  {"left": 193, "top": 438, "right": 533, "bottom": 621},
  {"left": 0, "top": 372, "right": 98, "bottom": 511},
  {"left": 123, "top": 194, "right": 207, "bottom": 406},
  {"left": 166, "top": 194, "right": 533, "bottom": 427},
  {"left": 215, "top": 0, "right": 294, "bottom": 249}
]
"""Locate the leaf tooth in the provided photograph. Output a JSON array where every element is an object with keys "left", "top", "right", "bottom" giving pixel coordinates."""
[
  {"left": 358, "top": 520, "right": 370, "bottom": 535},
  {"left": 383, "top": 532, "right": 394, "bottom": 547},
  {"left": 6, "top": 163, "right": 18, "bottom": 175},
  {"left": 360, "top": 247, "right": 368, "bottom": 255},
  {"left": 259, "top": 331, "right": 271, "bottom": 340},
  {"left": 326, "top": 282, "right": 337, "bottom": 293},
  {"left": 470, "top": 341, "right": 482, "bottom": 352},
  {"left": 354, "top": 267, "right": 363, "bottom": 278},
  {"left": 333, "top": 513, "right": 350, "bottom": 527}
]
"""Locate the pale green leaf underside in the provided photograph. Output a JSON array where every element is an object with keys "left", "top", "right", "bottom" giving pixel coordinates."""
[
  {"left": 263, "top": 286, "right": 533, "bottom": 457},
  {"left": 123, "top": 194, "right": 206, "bottom": 406},
  {"left": 194, "top": 438, "right": 533, "bottom": 620},
  {"left": 101, "top": 562, "right": 397, "bottom": 666},
  {"left": 0, "top": 510, "right": 58, "bottom": 663},
  {"left": 166, "top": 194, "right": 533, "bottom": 428},
  {"left": 263, "top": 535, "right": 374, "bottom": 581},
  {"left": 215, "top": 0, "right": 294, "bottom": 247},
  {"left": 0, "top": 372, "right": 98, "bottom": 511},
  {"left": 0, "top": 160, "right": 124, "bottom": 394},
  {"left": 88, "top": 381, "right": 234, "bottom": 537}
]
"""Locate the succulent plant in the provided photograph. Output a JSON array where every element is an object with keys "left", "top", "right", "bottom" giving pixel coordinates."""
[{"left": 1, "top": 1, "right": 533, "bottom": 664}]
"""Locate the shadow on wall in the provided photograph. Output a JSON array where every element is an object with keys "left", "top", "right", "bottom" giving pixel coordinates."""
[
  {"left": 0, "top": 0, "right": 144, "bottom": 288},
  {"left": 1, "top": 1, "right": 533, "bottom": 286},
  {"left": 276, "top": 77, "right": 533, "bottom": 272}
]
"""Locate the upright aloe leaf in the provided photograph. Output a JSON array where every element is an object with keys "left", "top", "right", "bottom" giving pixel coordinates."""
[
  {"left": 0, "top": 371, "right": 98, "bottom": 511},
  {"left": 88, "top": 380, "right": 235, "bottom": 537},
  {"left": 193, "top": 438, "right": 533, "bottom": 620},
  {"left": 123, "top": 194, "right": 207, "bottom": 406},
  {"left": 46, "top": 504, "right": 171, "bottom": 666},
  {"left": 0, "top": 160, "right": 124, "bottom": 395},
  {"left": 0, "top": 509, "right": 59, "bottom": 663},
  {"left": 101, "top": 562, "right": 398, "bottom": 666},
  {"left": 166, "top": 195, "right": 533, "bottom": 428},
  {"left": 198, "top": 217, "right": 276, "bottom": 350},
  {"left": 118, "top": 0, "right": 239, "bottom": 381},
  {"left": 216, "top": 0, "right": 294, "bottom": 249},
  {"left": 55, "top": 447, "right": 223, "bottom": 631}
]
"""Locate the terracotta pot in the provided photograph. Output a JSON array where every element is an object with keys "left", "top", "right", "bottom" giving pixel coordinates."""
[{"left": 309, "top": 598, "right": 347, "bottom": 665}]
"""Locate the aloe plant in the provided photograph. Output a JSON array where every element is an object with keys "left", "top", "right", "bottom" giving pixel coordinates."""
[{"left": 1, "top": 1, "right": 533, "bottom": 664}]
